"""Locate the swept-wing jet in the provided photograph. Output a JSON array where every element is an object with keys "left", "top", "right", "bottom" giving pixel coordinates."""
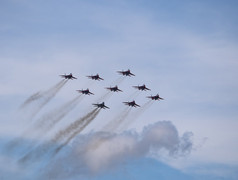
[
  {"left": 93, "top": 102, "right": 109, "bottom": 109},
  {"left": 147, "top": 94, "right": 164, "bottom": 100},
  {"left": 105, "top": 85, "right": 123, "bottom": 92},
  {"left": 133, "top": 84, "right": 151, "bottom": 91},
  {"left": 86, "top": 74, "right": 104, "bottom": 81},
  {"left": 117, "top": 69, "right": 135, "bottom": 76},
  {"left": 123, "top": 100, "right": 140, "bottom": 107},
  {"left": 60, "top": 73, "right": 77, "bottom": 80},
  {"left": 77, "top": 88, "right": 94, "bottom": 95}
]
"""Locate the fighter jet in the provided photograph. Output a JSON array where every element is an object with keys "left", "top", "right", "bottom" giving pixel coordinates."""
[
  {"left": 147, "top": 94, "right": 164, "bottom": 100},
  {"left": 133, "top": 84, "right": 151, "bottom": 91},
  {"left": 123, "top": 100, "right": 140, "bottom": 107},
  {"left": 86, "top": 74, "right": 104, "bottom": 81},
  {"left": 93, "top": 102, "right": 109, "bottom": 109},
  {"left": 60, "top": 73, "right": 77, "bottom": 80},
  {"left": 77, "top": 88, "right": 94, "bottom": 95},
  {"left": 117, "top": 69, "right": 135, "bottom": 76},
  {"left": 105, "top": 85, "right": 123, "bottom": 92}
]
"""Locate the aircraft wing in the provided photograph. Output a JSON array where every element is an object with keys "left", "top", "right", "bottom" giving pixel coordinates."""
[
  {"left": 134, "top": 103, "right": 140, "bottom": 107},
  {"left": 103, "top": 105, "right": 109, "bottom": 109}
]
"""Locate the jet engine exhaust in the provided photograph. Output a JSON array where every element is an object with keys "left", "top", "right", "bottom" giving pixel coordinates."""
[
  {"left": 103, "top": 107, "right": 132, "bottom": 132},
  {"left": 32, "top": 95, "right": 83, "bottom": 138},
  {"left": 20, "top": 80, "right": 68, "bottom": 120},
  {"left": 53, "top": 108, "right": 101, "bottom": 154},
  {"left": 19, "top": 108, "right": 101, "bottom": 164},
  {"left": 119, "top": 100, "right": 154, "bottom": 131}
]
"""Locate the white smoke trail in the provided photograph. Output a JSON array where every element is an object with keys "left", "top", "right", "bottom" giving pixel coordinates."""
[
  {"left": 53, "top": 109, "right": 101, "bottom": 155},
  {"left": 20, "top": 80, "right": 68, "bottom": 121},
  {"left": 18, "top": 109, "right": 101, "bottom": 164},
  {"left": 103, "top": 107, "right": 132, "bottom": 132},
  {"left": 118, "top": 100, "right": 154, "bottom": 131},
  {"left": 7, "top": 95, "right": 82, "bottom": 155},
  {"left": 35, "top": 95, "right": 82, "bottom": 132},
  {"left": 126, "top": 90, "right": 140, "bottom": 100},
  {"left": 110, "top": 76, "right": 125, "bottom": 86},
  {"left": 20, "top": 92, "right": 42, "bottom": 108},
  {"left": 53, "top": 108, "right": 99, "bottom": 142},
  {"left": 20, "top": 80, "right": 66, "bottom": 108},
  {"left": 29, "top": 80, "right": 68, "bottom": 119},
  {"left": 95, "top": 91, "right": 113, "bottom": 102}
]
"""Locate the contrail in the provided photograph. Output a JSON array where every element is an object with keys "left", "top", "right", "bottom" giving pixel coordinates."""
[
  {"left": 20, "top": 91, "right": 42, "bottom": 108},
  {"left": 102, "top": 107, "right": 132, "bottom": 132},
  {"left": 125, "top": 90, "right": 140, "bottom": 100},
  {"left": 20, "top": 80, "right": 66, "bottom": 108},
  {"left": 9, "top": 95, "right": 82, "bottom": 155},
  {"left": 32, "top": 95, "right": 83, "bottom": 136},
  {"left": 96, "top": 91, "right": 113, "bottom": 102},
  {"left": 109, "top": 76, "right": 125, "bottom": 86},
  {"left": 20, "top": 80, "right": 68, "bottom": 120},
  {"left": 53, "top": 109, "right": 101, "bottom": 154},
  {"left": 53, "top": 108, "right": 99, "bottom": 142},
  {"left": 19, "top": 109, "right": 101, "bottom": 163},
  {"left": 118, "top": 100, "right": 154, "bottom": 131}
]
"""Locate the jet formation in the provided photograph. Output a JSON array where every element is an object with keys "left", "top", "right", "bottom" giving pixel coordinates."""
[{"left": 61, "top": 69, "right": 163, "bottom": 109}]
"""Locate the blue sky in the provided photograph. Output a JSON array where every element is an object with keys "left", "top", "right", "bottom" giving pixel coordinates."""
[{"left": 0, "top": 0, "right": 238, "bottom": 179}]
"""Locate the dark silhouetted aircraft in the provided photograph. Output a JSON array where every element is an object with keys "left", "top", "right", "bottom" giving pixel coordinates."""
[
  {"left": 105, "top": 85, "right": 123, "bottom": 92},
  {"left": 93, "top": 102, "right": 109, "bottom": 109},
  {"left": 147, "top": 94, "right": 164, "bottom": 100},
  {"left": 123, "top": 100, "right": 140, "bottom": 107},
  {"left": 87, "top": 74, "right": 104, "bottom": 81},
  {"left": 133, "top": 84, "right": 151, "bottom": 91},
  {"left": 60, "top": 73, "right": 77, "bottom": 80},
  {"left": 117, "top": 69, "right": 135, "bottom": 76},
  {"left": 77, "top": 88, "right": 94, "bottom": 95}
]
